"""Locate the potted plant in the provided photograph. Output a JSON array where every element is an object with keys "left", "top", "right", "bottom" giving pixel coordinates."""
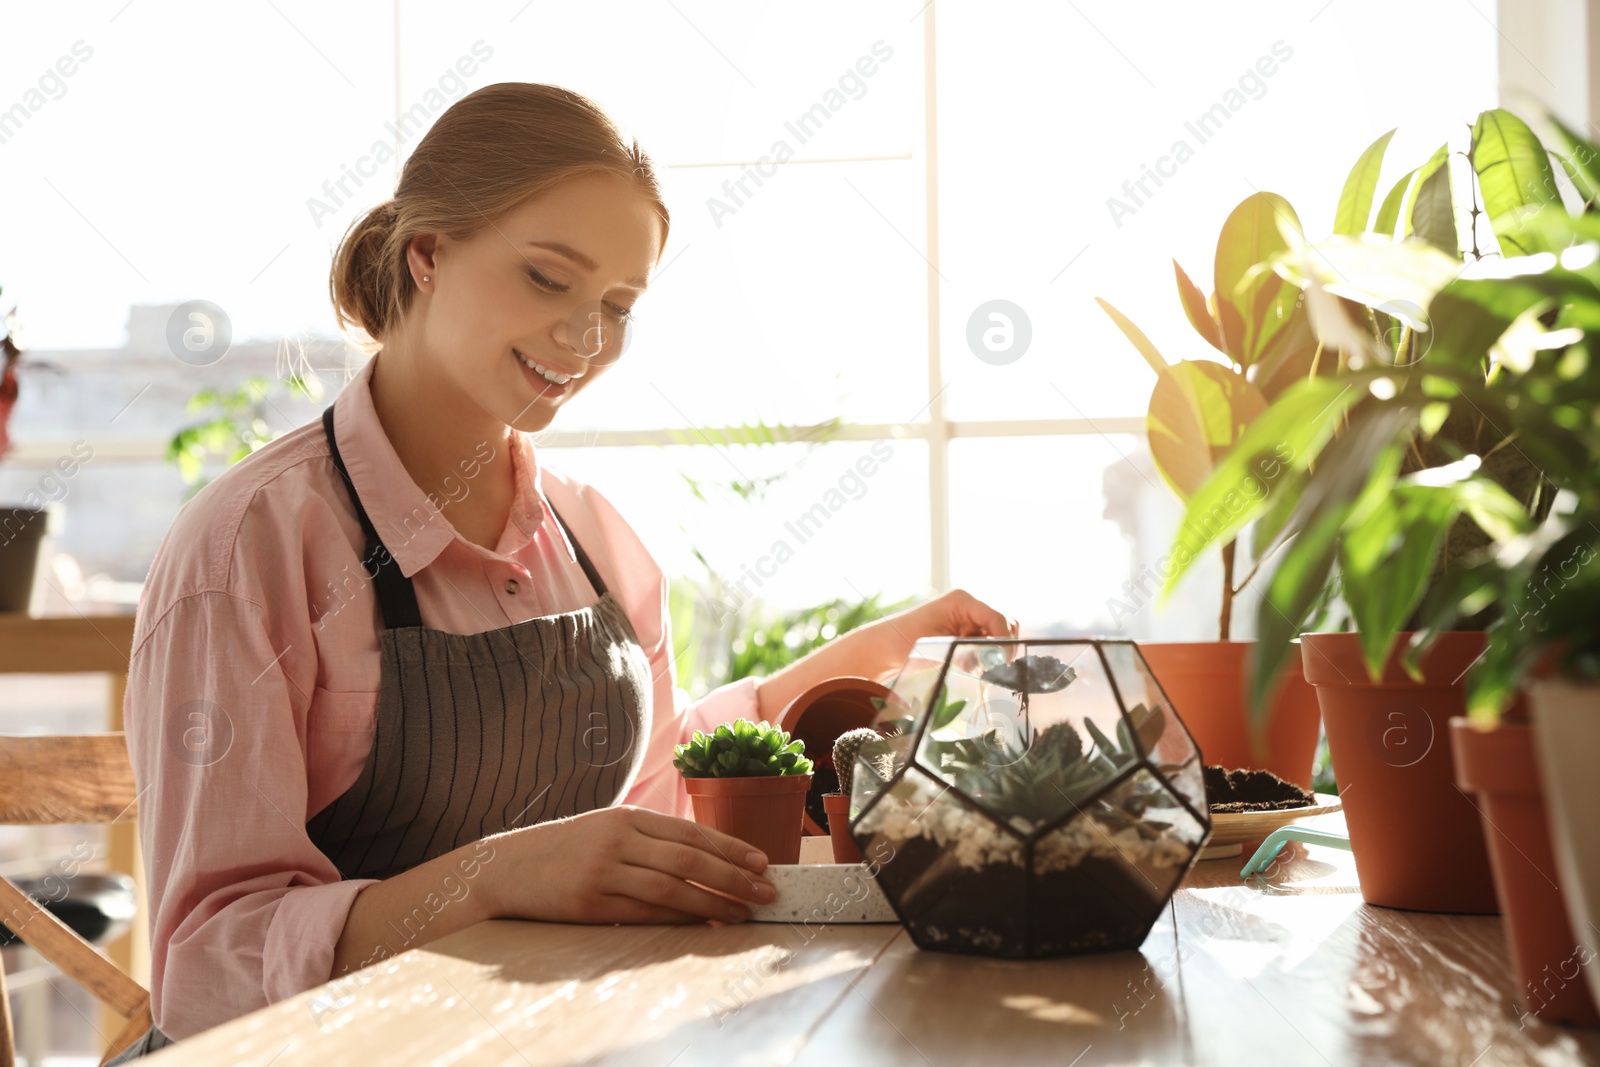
[
  {"left": 824, "top": 727, "right": 880, "bottom": 863},
  {"left": 674, "top": 719, "right": 814, "bottom": 865},
  {"left": 846, "top": 638, "right": 1209, "bottom": 958},
  {"left": 1097, "top": 191, "right": 1329, "bottom": 787},
  {"left": 1159, "top": 111, "right": 1566, "bottom": 917},
  {"left": 771, "top": 675, "right": 891, "bottom": 837},
  {"left": 0, "top": 291, "right": 58, "bottom": 614},
  {"left": 1395, "top": 152, "right": 1600, "bottom": 1022}
]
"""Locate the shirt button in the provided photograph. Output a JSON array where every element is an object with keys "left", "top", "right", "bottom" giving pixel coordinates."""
[{"left": 504, "top": 579, "right": 519, "bottom": 595}]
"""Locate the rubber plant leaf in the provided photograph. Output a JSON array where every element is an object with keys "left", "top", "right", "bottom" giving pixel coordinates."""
[
  {"left": 1173, "top": 259, "right": 1225, "bottom": 353},
  {"left": 1214, "top": 191, "right": 1302, "bottom": 369},
  {"left": 1146, "top": 359, "right": 1267, "bottom": 502}
]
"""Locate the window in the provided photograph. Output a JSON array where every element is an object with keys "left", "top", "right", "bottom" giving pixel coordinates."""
[{"left": 1, "top": 1, "right": 1499, "bottom": 643}]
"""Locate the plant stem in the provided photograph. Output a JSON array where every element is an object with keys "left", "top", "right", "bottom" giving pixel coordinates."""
[{"left": 1219, "top": 538, "right": 1237, "bottom": 641}]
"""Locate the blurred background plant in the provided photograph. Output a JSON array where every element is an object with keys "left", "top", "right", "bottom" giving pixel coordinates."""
[
  {"left": 165, "top": 374, "right": 321, "bottom": 494},
  {"left": 668, "top": 567, "right": 912, "bottom": 700},
  {"left": 657, "top": 407, "right": 915, "bottom": 700}
]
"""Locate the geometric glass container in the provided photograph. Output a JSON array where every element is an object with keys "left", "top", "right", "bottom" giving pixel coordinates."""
[{"left": 848, "top": 637, "right": 1211, "bottom": 958}]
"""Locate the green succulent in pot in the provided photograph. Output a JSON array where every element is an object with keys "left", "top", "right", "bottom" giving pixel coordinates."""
[
  {"left": 673, "top": 719, "right": 813, "bottom": 778},
  {"left": 676, "top": 719, "right": 814, "bottom": 865}
]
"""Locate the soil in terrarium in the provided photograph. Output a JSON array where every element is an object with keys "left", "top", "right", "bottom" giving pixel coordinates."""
[
  {"left": 872, "top": 830, "right": 1165, "bottom": 958},
  {"left": 1202, "top": 765, "right": 1313, "bottom": 814}
]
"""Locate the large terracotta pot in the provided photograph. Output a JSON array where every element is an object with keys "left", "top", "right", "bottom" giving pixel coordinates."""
[
  {"left": 1301, "top": 631, "right": 1500, "bottom": 913},
  {"left": 1529, "top": 678, "right": 1600, "bottom": 1015},
  {"left": 1137, "top": 641, "right": 1322, "bottom": 789},
  {"left": 1452, "top": 718, "right": 1599, "bottom": 1025},
  {"left": 684, "top": 774, "right": 812, "bottom": 865}
]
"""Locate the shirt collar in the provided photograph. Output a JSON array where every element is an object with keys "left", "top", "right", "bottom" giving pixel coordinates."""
[{"left": 330, "top": 355, "right": 560, "bottom": 577}]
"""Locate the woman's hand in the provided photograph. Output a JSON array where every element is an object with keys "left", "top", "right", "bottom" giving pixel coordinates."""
[
  {"left": 479, "top": 806, "right": 774, "bottom": 925},
  {"left": 753, "top": 588, "right": 1015, "bottom": 720},
  {"left": 884, "top": 587, "right": 1016, "bottom": 644},
  {"left": 853, "top": 588, "right": 1014, "bottom": 680}
]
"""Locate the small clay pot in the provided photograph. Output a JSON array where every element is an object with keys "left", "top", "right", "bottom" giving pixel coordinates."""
[
  {"left": 1137, "top": 640, "right": 1322, "bottom": 789},
  {"left": 684, "top": 774, "right": 812, "bottom": 865},
  {"left": 823, "top": 793, "right": 862, "bottom": 863},
  {"left": 1452, "top": 717, "right": 1600, "bottom": 1026},
  {"left": 1302, "top": 631, "right": 1501, "bottom": 913}
]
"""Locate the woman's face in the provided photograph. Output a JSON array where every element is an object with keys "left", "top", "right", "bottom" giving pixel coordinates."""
[{"left": 404, "top": 172, "right": 663, "bottom": 433}]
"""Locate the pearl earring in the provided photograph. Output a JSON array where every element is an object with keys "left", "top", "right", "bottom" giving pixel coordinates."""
[{"left": 422, "top": 275, "right": 430, "bottom": 282}]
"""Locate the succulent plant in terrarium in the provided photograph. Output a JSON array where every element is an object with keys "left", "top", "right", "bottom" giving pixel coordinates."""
[{"left": 849, "top": 638, "right": 1211, "bottom": 958}]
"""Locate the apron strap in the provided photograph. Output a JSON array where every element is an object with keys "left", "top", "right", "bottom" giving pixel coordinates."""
[
  {"left": 320, "top": 404, "right": 612, "bottom": 628},
  {"left": 321, "top": 405, "right": 424, "bottom": 630},
  {"left": 543, "top": 498, "right": 610, "bottom": 600}
]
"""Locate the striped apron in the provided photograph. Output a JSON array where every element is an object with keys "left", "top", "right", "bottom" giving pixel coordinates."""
[{"left": 108, "top": 406, "right": 651, "bottom": 1061}]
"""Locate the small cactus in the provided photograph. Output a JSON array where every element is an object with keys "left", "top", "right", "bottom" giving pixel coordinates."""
[{"left": 832, "top": 727, "right": 882, "bottom": 796}]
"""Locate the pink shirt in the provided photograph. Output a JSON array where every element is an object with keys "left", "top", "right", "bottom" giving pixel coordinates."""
[{"left": 124, "top": 354, "right": 758, "bottom": 1039}]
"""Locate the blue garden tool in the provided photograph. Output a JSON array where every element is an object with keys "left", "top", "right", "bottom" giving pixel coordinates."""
[{"left": 1239, "top": 826, "right": 1352, "bottom": 879}]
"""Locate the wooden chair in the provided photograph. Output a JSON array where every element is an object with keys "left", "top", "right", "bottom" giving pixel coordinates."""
[{"left": 0, "top": 733, "right": 150, "bottom": 1066}]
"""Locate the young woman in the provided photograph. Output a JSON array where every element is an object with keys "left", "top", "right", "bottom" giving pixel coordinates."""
[{"left": 108, "top": 83, "right": 1010, "bottom": 1059}]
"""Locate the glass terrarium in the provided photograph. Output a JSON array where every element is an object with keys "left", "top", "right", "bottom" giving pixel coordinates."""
[{"left": 847, "top": 638, "right": 1211, "bottom": 958}]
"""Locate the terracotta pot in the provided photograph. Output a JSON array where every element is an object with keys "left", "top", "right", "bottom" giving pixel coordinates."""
[
  {"left": 1301, "top": 631, "right": 1500, "bottom": 913},
  {"left": 1137, "top": 640, "right": 1322, "bottom": 788},
  {"left": 823, "top": 792, "right": 862, "bottom": 863},
  {"left": 774, "top": 677, "right": 891, "bottom": 835},
  {"left": 1452, "top": 718, "right": 1600, "bottom": 1025},
  {"left": 1529, "top": 678, "right": 1600, "bottom": 1016},
  {"left": 684, "top": 774, "right": 812, "bottom": 865}
]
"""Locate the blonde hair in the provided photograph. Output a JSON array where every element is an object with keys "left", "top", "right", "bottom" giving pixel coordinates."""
[{"left": 329, "top": 82, "right": 669, "bottom": 352}]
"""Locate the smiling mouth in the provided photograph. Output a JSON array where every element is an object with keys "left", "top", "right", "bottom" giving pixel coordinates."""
[{"left": 513, "top": 348, "right": 577, "bottom": 386}]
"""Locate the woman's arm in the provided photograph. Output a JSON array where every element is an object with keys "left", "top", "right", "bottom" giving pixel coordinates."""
[{"left": 752, "top": 588, "right": 1014, "bottom": 722}]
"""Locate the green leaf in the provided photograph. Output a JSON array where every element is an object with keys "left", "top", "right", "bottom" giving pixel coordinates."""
[
  {"left": 1411, "top": 151, "right": 1459, "bottom": 256},
  {"left": 1402, "top": 143, "right": 1450, "bottom": 241},
  {"left": 1335, "top": 128, "right": 1397, "bottom": 235},
  {"left": 1472, "top": 108, "right": 1561, "bottom": 254},
  {"left": 930, "top": 691, "right": 967, "bottom": 730},
  {"left": 1163, "top": 376, "right": 1359, "bottom": 598},
  {"left": 1253, "top": 500, "right": 1346, "bottom": 717},
  {"left": 1273, "top": 233, "right": 1461, "bottom": 323},
  {"left": 1096, "top": 297, "right": 1170, "bottom": 378},
  {"left": 1545, "top": 113, "right": 1600, "bottom": 208},
  {"left": 1340, "top": 484, "right": 1457, "bottom": 679},
  {"left": 1374, "top": 168, "right": 1418, "bottom": 237}
]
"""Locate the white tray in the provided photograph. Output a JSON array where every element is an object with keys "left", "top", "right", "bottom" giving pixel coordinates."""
[{"left": 746, "top": 835, "right": 899, "bottom": 923}]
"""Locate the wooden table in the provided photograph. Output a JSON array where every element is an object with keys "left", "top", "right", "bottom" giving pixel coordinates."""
[{"left": 145, "top": 815, "right": 1600, "bottom": 1066}]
